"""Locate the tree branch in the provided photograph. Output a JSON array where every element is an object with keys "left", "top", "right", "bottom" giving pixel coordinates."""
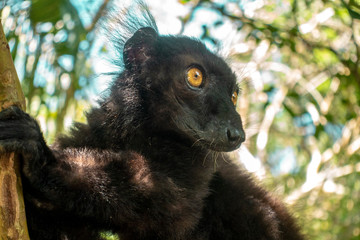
[{"left": 0, "top": 19, "right": 30, "bottom": 240}]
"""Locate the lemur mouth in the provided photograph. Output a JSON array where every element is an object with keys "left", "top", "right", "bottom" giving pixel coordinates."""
[
  {"left": 197, "top": 137, "right": 244, "bottom": 152},
  {"left": 186, "top": 124, "right": 245, "bottom": 152}
]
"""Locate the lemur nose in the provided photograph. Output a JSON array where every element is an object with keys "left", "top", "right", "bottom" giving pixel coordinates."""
[{"left": 227, "top": 127, "right": 245, "bottom": 144}]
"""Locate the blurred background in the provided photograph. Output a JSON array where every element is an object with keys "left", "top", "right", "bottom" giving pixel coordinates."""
[{"left": 1, "top": 0, "right": 360, "bottom": 239}]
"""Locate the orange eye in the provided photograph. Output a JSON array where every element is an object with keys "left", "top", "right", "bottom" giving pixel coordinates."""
[
  {"left": 231, "top": 91, "right": 238, "bottom": 106},
  {"left": 187, "top": 67, "right": 203, "bottom": 88}
]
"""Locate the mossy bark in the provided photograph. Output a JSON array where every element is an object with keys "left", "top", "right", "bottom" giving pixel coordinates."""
[{"left": 0, "top": 20, "right": 30, "bottom": 240}]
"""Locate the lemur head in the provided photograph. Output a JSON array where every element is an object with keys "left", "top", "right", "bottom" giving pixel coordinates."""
[{"left": 120, "top": 27, "right": 245, "bottom": 152}]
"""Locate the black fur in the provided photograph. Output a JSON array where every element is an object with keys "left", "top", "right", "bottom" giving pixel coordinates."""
[{"left": 0, "top": 3, "right": 304, "bottom": 240}]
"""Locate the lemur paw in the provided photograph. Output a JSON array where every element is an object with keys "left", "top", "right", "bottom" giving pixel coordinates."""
[{"left": 0, "top": 106, "right": 44, "bottom": 155}]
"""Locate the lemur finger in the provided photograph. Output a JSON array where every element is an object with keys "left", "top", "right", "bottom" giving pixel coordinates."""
[
  {"left": 0, "top": 106, "right": 27, "bottom": 120},
  {"left": 0, "top": 139, "right": 24, "bottom": 153},
  {"left": 0, "top": 139, "right": 42, "bottom": 154},
  {"left": 0, "top": 121, "right": 39, "bottom": 139}
]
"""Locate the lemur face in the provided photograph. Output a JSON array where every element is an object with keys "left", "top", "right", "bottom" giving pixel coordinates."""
[{"left": 124, "top": 28, "right": 245, "bottom": 152}]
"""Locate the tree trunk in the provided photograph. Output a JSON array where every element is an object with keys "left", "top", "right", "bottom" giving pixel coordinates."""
[{"left": 0, "top": 20, "right": 30, "bottom": 240}]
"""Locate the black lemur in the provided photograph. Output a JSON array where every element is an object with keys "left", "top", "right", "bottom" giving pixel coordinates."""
[{"left": 0, "top": 3, "right": 304, "bottom": 240}]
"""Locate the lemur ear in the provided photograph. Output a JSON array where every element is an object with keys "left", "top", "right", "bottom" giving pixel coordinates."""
[{"left": 123, "top": 27, "right": 158, "bottom": 70}]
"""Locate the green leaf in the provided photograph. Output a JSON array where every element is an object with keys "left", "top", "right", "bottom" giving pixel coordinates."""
[
  {"left": 179, "top": 0, "right": 192, "bottom": 4},
  {"left": 30, "top": 0, "right": 63, "bottom": 24},
  {"left": 342, "top": 0, "right": 360, "bottom": 19}
]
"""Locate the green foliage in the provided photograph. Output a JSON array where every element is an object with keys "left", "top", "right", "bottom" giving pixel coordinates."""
[
  {"left": 100, "top": 231, "right": 120, "bottom": 240},
  {"left": 2, "top": 0, "right": 95, "bottom": 139}
]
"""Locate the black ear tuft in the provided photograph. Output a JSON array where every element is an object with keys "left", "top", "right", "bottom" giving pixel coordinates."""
[{"left": 123, "top": 27, "right": 158, "bottom": 70}]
